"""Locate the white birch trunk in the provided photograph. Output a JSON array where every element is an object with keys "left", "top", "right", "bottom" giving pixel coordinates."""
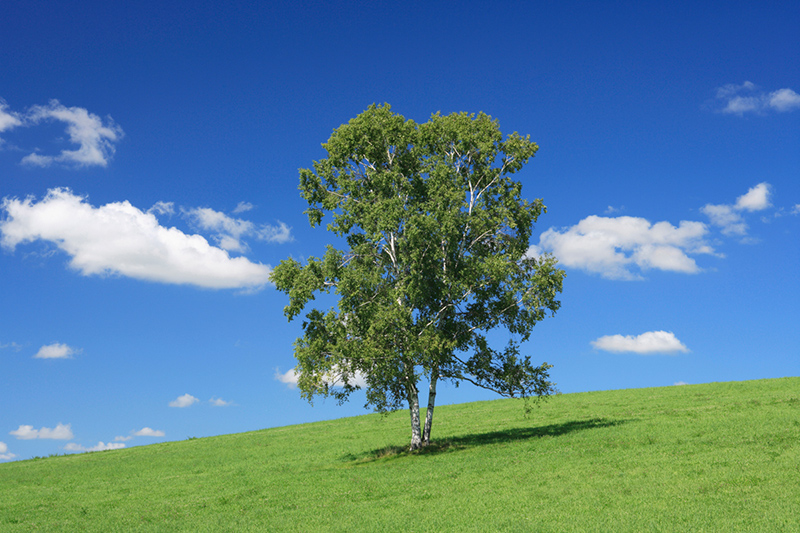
[
  {"left": 422, "top": 369, "right": 438, "bottom": 446},
  {"left": 408, "top": 383, "right": 423, "bottom": 450}
]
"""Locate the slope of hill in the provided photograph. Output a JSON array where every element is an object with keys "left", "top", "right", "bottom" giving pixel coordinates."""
[{"left": 2, "top": 377, "right": 799, "bottom": 531}]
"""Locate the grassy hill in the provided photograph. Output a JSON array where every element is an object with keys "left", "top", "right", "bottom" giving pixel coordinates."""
[{"left": 2, "top": 377, "right": 799, "bottom": 531}]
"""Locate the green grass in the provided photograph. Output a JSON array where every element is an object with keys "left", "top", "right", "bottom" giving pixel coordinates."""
[{"left": 2, "top": 377, "right": 800, "bottom": 531}]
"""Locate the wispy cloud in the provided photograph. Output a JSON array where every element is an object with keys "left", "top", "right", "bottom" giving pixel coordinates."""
[
  {"left": 0, "top": 341, "right": 23, "bottom": 352},
  {"left": 209, "top": 397, "right": 234, "bottom": 407},
  {"left": 169, "top": 393, "right": 199, "bottom": 408},
  {"left": 0, "top": 189, "right": 272, "bottom": 290},
  {"left": 34, "top": 342, "right": 80, "bottom": 359},
  {"left": 21, "top": 99, "right": 123, "bottom": 167},
  {"left": 0, "top": 441, "right": 17, "bottom": 461},
  {"left": 701, "top": 182, "right": 772, "bottom": 236},
  {"left": 715, "top": 82, "right": 800, "bottom": 115},
  {"left": 232, "top": 201, "right": 254, "bottom": 214},
  {"left": 591, "top": 331, "right": 689, "bottom": 355},
  {"left": 10, "top": 423, "right": 74, "bottom": 440},
  {"left": 185, "top": 206, "right": 293, "bottom": 252}
]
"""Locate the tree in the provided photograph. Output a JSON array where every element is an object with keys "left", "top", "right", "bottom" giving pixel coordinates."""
[{"left": 271, "top": 104, "right": 565, "bottom": 450}]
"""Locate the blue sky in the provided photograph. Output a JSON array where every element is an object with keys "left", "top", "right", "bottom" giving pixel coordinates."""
[{"left": 1, "top": 1, "right": 798, "bottom": 461}]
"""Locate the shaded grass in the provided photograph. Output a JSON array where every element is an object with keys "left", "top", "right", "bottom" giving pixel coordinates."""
[{"left": 2, "top": 377, "right": 800, "bottom": 531}]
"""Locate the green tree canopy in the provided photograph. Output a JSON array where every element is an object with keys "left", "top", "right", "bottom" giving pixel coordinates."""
[{"left": 271, "top": 104, "right": 565, "bottom": 450}]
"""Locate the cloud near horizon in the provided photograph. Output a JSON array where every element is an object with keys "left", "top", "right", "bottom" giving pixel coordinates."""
[
  {"left": 10, "top": 423, "right": 74, "bottom": 440},
  {"left": 65, "top": 441, "right": 126, "bottom": 453},
  {"left": 591, "top": 331, "right": 689, "bottom": 354},
  {"left": 0, "top": 441, "right": 16, "bottom": 461},
  {"left": 0, "top": 189, "right": 272, "bottom": 290}
]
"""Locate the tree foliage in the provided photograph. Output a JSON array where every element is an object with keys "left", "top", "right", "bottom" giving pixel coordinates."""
[{"left": 271, "top": 104, "right": 565, "bottom": 449}]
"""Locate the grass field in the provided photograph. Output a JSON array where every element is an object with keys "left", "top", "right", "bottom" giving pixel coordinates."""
[{"left": 2, "top": 377, "right": 799, "bottom": 531}]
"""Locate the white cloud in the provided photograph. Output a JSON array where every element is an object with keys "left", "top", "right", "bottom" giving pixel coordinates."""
[
  {"left": 0, "top": 441, "right": 17, "bottom": 461},
  {"left": 209, "top": 397, "right": 234, "bottom": 407},
  {"left": 34, "top": 342, "right": 79, "bottom": 359},
  {"left": 531, "top": 215, "right": 711, "bottom": 280},
  {"left": 674, "top": 381, "right": 689, "bottom": 386},
  {"left": 591, "top": 331, "right": 689, "bottom": 355},
  {"left": 0, "top": 188, "right": 272, "bottom": 290},
  {"left": 716, "top": 82, "right": 800, "bottom": 115},
  {"left": 768, "top": 88, "right": 800, "bottom": 112},
  {"left": 114, "top": 435, "right": 133, "bottom": 442},
  {"left": 65, "top": 441, "right": 126, "bottom": 453},
  {"left": 0, "top": 100, "right": 22, "bottom": 133},
  {"left": 133, "top": 427, "right": 165, "bottom": 437},
  {"left": 21, "top": 100, "right": 123, "bottom": 167},
  {"left": 275, "top": 368, "right": 300, "bottom": 388},
  {"left": 274, "top": 366, "right": 367, "bottom": 389},
  {"left": 792, "top": 205, "right": 800, "bottom": 215},
  {"left": 10, "top": 423, "right": 74, "bottom": 440},
  {"left": 735, "top": 182, "right": 772, "bottom": 211},
  {"left": 233, "top": 201, "right": 254, "bottom": 214},
  {"left": 702, "top": 182, "right": 772, "bottom": 235},
  {"left": 169, "top": 393, "right": 199, "bottom": 408},
  {"left": 185, "top": 206, "right": 293, "bottom": 252}
]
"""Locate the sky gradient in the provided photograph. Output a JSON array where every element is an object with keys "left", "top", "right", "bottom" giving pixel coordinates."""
[{"left": 1, "top": 0, "right": 798, "bottom": 461}]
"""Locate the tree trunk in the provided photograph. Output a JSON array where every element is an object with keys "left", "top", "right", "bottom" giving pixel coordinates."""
[
  {"left": 408, "top": 382, "right": 423, "bottom": 450},
  {"left": 422, "top": 368, "right": 439, "bottom": 446}
]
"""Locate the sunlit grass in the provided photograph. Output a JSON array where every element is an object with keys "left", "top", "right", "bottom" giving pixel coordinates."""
[{"left": 2, "top": 377, "right": 799, "bottom": 531}]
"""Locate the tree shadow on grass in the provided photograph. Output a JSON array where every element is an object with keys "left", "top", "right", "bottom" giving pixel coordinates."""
[{"left": 343, "top": 417, "right": 628, "bottom": 464}]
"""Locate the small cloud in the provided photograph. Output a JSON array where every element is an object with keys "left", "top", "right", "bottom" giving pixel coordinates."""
[
  {"left": 209, "top": 397, "right": 234, "bottom": 407},
  {"left": 169, "top": 393, "right": 199, "bottom": 408},
  {"left": 114, "top": 435, "right": 133, "bottom": 442},
  {"left": 604, "top": 205, "right": 624, "bottom": 215},
  {"left": 275, "top": 368, "right": 299, "bottom": 388},
  {"left": 673, "top": 381, "right": 689, "bottom": 386},
  {"left": 735, "top": 183, "right": 772, "bottom": 211},
  {"left": 133, "top": 427, "right": 165, "bottom": 437},
  {"left": 0, "top": 99, "right": 23, "bottom": 133},
  {"left": 10, "top": 423, "right": 74, "bottom": 440},
  {"left": 591, "top": 331, "right": 689, "bottom": 355},
  {"left": 233, "top": 201, "right": 254, "bottom": 214},
  {"left": 0, "top": 441, "right": 17, "bottom": 461},
  {"left": 790, "top": 205, "right": 800, "bottom": 215},
  {"left": 65, "top": 441, "right": 126, "bottom": 453},
  {"left": 34, "top": 342, "right": 79, "bottom": 359},
  {"left": 702, "top": 182, "right": 772, "bottom": 236}
]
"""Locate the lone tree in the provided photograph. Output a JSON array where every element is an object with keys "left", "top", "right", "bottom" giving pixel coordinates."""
[{"left": 271, "top": 104, "right": 565, "bottom": 450}]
